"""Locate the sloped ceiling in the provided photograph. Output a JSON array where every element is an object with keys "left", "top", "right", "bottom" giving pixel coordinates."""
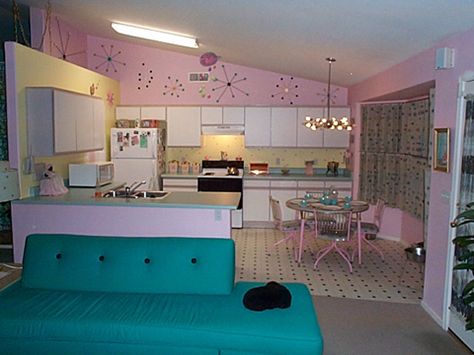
[{"left": 12, "top": 0, "right": 474, "bottom": 86}]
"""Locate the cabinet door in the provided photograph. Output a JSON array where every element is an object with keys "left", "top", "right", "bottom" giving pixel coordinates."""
[
  {"left": 270, "top": 181, "right": 298, "bottom": 220},
  {"left": 116, "top": 106, "right": 140, "bottom": 120},
  {"left": 243, "top": 180, "right": 270, "bottom": 222},
  {"left": 297, "top": 180, "right": 325, "bottom": 198},
  {"left": 53, "top": 90, "right": 78, "bottom": 153},
  {"left": 163, "top": 178, "right": 197, "bottom": 192},
  {"left": 323, "top": 107, "right": 350, "bottom": 148},
  {"left": 201, "top": 107, "right": 223, "bottom": 125},
  {"left": 223, "top": 107, "right": 244, "bottom": 124},
  {"left": 271, "top": 107, "right": 297, "bottom": 147},
  {"left": 166, "top": 107, "right": 201, "bottom": 147},
  {"left": 93, "top": 99, "right": 105, "bottom": 150},
  {"left": 245, "top": 107, "right": 271, "bottom": 147},
  {"left": 141, "top": 106, "right": 166, "bottom": 120},
  {"left": 76, "top": 95, "right": 95, "bottom": 151},
  {"left": 297, "top": 107, "right": 324, "bottom": 147}
]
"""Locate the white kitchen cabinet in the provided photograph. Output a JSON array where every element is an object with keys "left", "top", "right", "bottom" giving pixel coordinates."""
[
  {"left": 223, "top": 107, "right": 245, "bottom": 124},
  {"left": 140, "top": 106, "right": 166, "bottom": 120},
  {"left": 271, "top": 107, "right": 297, "bottom": 147},
  {"left": 270, "top": 180, "right": 298, "bottom": 220},
  {"left": 27, "top": 87, "right": 104, "bottom": 156},
  {"left": 245, "top": 107, "right": 271, "bottom": 147},
  {"left": 297, "top": 107, "right": 324, "bottom": 147},
  {"left": 162, "top": 178, "right": 197, "bottom": 192},
  {"left": 323, "top": 107, "right": 351, "bottom": 148},
  {"left": 201, "top": 107, "right": 222, "bottom": 125},
  {"left": 116, "top": 106, "right": 140, "bottom": 120},
  {"left": 243, "top": 180, "right": 270, "bottom": 222},
  {"left": 166, "top": 107, "right": 201, "bottom": 147},
  {"left": 92, "top": 99, "right": 105, "bottom": 150},
  {"left": 297, "top": 180, "right": 325, "bottom": 197}
]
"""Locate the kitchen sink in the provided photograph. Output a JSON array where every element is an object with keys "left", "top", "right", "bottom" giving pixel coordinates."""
[
  {"left": 101, "top": 189, "right": 169, "bottom": 199},
  {"left": 133, "top": 191, "right": 169, "bottom": 199}
]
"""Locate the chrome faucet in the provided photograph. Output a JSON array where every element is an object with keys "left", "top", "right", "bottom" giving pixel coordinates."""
[{"left": 128, "top": 180, "right": 147, "bottom": 195}]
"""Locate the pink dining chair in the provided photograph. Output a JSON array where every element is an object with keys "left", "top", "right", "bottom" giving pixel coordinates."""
[
  {"left": 313, "top": 209, "right": 353, "bottom": 272},
  {"left": 270, "top": 196, "right": 311, "bottom": 262},
  {"left": 351, "top": 198, "right": 385, "bottom": 261}
]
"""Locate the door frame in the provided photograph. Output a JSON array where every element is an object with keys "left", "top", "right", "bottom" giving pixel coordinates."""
[{"left": 443, "top": 72, "right": 474, "bottom": 350}]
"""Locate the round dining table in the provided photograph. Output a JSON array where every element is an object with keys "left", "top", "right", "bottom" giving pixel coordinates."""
[{"left": 286, "top": 197, "right": 369, "bottom": 265}]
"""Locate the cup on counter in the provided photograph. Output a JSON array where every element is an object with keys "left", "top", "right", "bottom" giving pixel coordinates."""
[
  {"left": 168, "top": 161, "right": 178, "bottom": 174},
  {"left": 180, "top": 161, "right": 190, "bottom": 174}
]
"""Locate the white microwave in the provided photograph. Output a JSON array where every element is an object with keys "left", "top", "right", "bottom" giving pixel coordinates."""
[{"left": 69, "top": 162, "right": 114, "bottom": 187}]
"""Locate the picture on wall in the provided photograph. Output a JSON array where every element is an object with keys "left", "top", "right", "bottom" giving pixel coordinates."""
[{"left": 433, "top": 128, "right": 450, "bottom": 172}]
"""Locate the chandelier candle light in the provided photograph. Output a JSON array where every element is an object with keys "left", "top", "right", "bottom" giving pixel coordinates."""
[{"left": 304, "top": 57, "right": 353, "bottom": 131}]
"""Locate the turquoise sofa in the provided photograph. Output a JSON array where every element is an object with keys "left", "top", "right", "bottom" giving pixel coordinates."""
[{"left": 0, "top": 234, "right": 323, "bottom": 354}]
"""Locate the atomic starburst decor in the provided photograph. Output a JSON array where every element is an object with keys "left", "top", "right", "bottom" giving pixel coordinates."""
[
  {"left": 271, "top": 76, "right": 299, "bottom": 105},
  {"left": 211, "top": 65, "right": 249, "bottom": 103},
  {"left": 162, "top": 76, "right": 185, "bottom": 98},
  {"left": 53, "top": 17, "right": 86, "bottom": 61},
  {"left": 93, "top": 44, "right": 126, "bottom": 73}
]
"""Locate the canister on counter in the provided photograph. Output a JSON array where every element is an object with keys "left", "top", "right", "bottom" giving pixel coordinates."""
[{"left": 192, "top": 162, "right": 200, "bottom": 175}]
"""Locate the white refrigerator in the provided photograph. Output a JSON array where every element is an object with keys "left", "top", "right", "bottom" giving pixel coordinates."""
[{"left": 111, "top": 128, "right": 166, "bottom": 190}]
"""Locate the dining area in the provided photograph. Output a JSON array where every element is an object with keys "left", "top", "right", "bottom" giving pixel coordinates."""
[{"left": 274, "top": 188, "right": 384, "bottom": 272}]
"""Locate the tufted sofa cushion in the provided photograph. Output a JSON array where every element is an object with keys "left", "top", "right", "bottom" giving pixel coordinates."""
[{"left": 21, "top": 234, "right": 235, "bottom": 295}]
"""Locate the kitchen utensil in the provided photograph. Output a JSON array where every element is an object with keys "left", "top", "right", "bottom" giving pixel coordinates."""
[
  {"left": 326, "top": 161, "right": 339, "bottom": 176},
  {"left": 220, "top": 151, "right": 228, "bottom": 160},
  {"left": 227, "top": 166, "right": 239, "bottom": 176}
]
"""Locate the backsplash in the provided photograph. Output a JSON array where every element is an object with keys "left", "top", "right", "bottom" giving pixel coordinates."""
[{"left": 167, "top": 136, "right": 346, "bottom": 169}]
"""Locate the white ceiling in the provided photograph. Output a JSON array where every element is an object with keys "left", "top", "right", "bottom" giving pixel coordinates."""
[{"left": 14, "top": 0, "right": 474, "bottom": 86}]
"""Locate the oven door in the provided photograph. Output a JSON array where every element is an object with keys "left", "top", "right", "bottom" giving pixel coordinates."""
[{"left": 197, "top": 177, "right": 243, "bottom": 209}]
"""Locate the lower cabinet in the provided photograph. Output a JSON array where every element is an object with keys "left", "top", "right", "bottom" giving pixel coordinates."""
[
  {"left": 270, "top": 180, "right": 298, "bottom": 221},
  {"left": 242, "top": 178, "right": 353, "bottom": 224},
  {"left": 243, "top": 180, "right": 270, "bottom": 222},
  {"left": 162, "top": 178, "right": 197, "bottom": 192}
]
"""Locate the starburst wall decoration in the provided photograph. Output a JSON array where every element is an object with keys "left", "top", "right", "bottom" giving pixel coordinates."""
[
  {"left": 271, "top": 76, "right": 299, "bottom": 105},
  {"left": 211, "top": 65, "right": 249, "bottom": 103},
  {"left": 53, "top": 17, "right": 86, "bottom": 61},
  {"left": 93, "top": 44, "right": 126, "bottom": 73},
  {"left": 163, "top": 76, "right": 185, "bottom": 98}
]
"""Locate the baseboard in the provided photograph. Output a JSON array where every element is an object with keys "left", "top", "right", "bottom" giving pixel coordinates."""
[
  {"left": 421, "top": 300, "right": 444, "bottom": 328},
  {"left": 243, "top": 221, "right": 274, "bottom": 228},
  {"left": 376, "top": 234, "right": 400, "bottom": 242}
]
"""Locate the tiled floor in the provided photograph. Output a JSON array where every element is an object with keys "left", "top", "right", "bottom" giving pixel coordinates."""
[{"left": 233, "top": 228, "right": 424, "bottom": 304}]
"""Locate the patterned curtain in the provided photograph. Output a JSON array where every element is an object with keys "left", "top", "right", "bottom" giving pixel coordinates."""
[
  {"left": 359, "top": 99, "right": 431, "bottom": 218},
  {"left": 451, "top": 98, "right": 474, "bottom": 323}
]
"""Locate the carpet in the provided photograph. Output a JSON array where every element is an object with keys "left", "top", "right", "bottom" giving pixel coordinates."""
[{"left": 313, "top": 295, "right": 470, "bottom": 355}]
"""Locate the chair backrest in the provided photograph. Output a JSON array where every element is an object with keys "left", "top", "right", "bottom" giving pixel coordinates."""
[
  {"left": 373, "top": 199, "right": 385, "bottom": 227},
  {"left": 314, "top": 209, "right": 352, "bottom": 240},
  {"left": 269, "top": 195, "right": 283, "bottom": 229}
]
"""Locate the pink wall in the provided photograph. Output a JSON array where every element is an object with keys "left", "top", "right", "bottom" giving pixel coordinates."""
[
  {"left": 86, "top": 35, "right": 347, "bottom": 106},
  {"left": 349, "top": 26, "right": 474, "bottom": 323},
  {"left": 30, "top": 10, "right": 87, "bottom": 68}
]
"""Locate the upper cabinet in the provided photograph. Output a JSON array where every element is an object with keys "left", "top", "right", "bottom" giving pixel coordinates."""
[
  {"left": 201, "top": 107, "right": 245, "bottom": 125},
  {"left": 166, "top": 106, "right": 201, "bottom": 147},
  {"left": 116, "top": 106, "right": 166, "bottom": 121},
  {"left": 223, "top": 107, "right": 245, "bottom": 124},
  {"left": 245, "top": 107, "right": 271, "bottom": 147},
  {"left": 297, "top": 107, "right": 324, "bottom": 147},
  {"left": 323, "top": 107, "right": 350, "bottom": 148},
  {"left": 271, "top": 107, "right": 297, "bottom": 147},
  {"left": 27, "top": 87, "right": 105, "bottom": 156}
]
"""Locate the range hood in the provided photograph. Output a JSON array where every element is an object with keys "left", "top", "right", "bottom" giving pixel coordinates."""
[{"left": 201, "top": 125, "right": 244, "bottom": 135}]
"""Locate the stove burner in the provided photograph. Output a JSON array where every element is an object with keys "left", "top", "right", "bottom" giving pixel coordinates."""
[{"left": 203, "top": 172, "right": 215, "bottom": 176}]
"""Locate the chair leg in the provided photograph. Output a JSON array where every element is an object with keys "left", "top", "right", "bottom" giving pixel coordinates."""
[
  {"left": 313, "top": 243, "right": 336, "bottom": 269},
  {"left": 334, "top": 244, "right": 353, "bottom": 273},
  {"left": 363, "top": 235, "right": 384, "bottom": 260}
]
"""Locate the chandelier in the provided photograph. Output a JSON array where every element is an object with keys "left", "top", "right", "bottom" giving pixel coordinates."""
[{"left": 304, "top": 57, "right": 353, "bottom": 131}]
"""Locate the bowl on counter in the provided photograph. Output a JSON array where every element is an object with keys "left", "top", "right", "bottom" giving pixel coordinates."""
[{"left": 281, "top": 169, "right": 290, "bottom": 175}]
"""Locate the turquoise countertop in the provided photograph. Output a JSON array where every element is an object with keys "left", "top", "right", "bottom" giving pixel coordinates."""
[{"left": 14, "top": 187, "right": 240, "bottom": 210}]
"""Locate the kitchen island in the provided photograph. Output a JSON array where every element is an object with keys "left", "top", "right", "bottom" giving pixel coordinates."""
[{"left": 11, "top": 188, "right": 240, "bottom": 263}]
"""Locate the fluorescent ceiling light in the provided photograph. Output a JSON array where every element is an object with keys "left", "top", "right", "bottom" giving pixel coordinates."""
[{"left": 111, "top": 22, "right": 199, "bottom": 48}]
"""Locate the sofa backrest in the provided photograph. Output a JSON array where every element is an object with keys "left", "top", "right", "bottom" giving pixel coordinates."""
[{"left": 21, "top": 234, "right": 235, "bottom": 295}]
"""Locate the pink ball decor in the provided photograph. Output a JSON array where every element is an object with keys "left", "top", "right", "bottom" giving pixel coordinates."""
[{"left": 200, "top": 52, "right": 219, "bottom": 66}]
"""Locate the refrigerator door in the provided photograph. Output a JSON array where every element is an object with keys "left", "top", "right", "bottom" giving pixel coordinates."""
[
  {"left": 111, "top": 128, "right": 157, "bottom": 159},
  {"left": 113, "top": 158, "right": 160, "bottom": 190}
]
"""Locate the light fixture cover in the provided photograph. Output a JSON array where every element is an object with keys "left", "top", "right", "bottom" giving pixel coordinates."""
[{"left": 111, "top": 22, "right": 199, "bottom": 48}]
